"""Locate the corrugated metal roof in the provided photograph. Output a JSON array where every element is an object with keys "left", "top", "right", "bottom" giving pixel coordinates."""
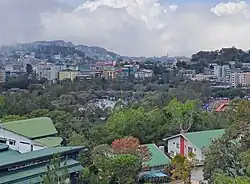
[
  {"left": 145, "top": 144, "right": 171, "bottom": 167},
  {"left": 0, "top": 146, "right": 84, "bottom": 168},
  {"left": 184, "top": 129, "right": 225, "bottom": 149},
  {"left": 0, "top": 159, "right": 83, "bottom": 184},
  {"left": 34, "top": 137, "right": 63, "bottom": 147},
  {"left": 3, "top": 117, "right": 58, "bottom": 139}
]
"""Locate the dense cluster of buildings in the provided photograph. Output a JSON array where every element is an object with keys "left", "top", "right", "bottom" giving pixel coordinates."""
[
  {"left": 184, "top": 62, "right": 250, "bottom": 88},
  {"left": 0, "top": 53, "right": 181, "bottom": 84}
]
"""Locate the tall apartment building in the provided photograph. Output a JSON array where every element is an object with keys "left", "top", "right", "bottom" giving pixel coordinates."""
[
  {"left": 213, "top": 65, "right": 231, "bottom": 83},
  {"left": 0, "top": 68, "right": 6, "bottom": 83},
  {"left": 35, "top": 63, "right": 60, "bottom": 81},
  {"left": 231, "top": 72, "right": 250, "bottom": 87},
  {"left": 221, "top": 65, "right": 231, "bottom": 83},
  {"left": 213, "top": 65, "right": 222, "bottom": 79}
]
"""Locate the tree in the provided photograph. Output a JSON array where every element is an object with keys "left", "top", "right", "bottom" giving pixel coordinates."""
[
  {"left": 214, "top": 173, "right": 250, "bottom": 184},
  {"left": 111, "top": 136, "right": 151, "bottom": 164},
  {"left": 110, "top": 154, "right": 141, "bottom": 184},
  {"left": 204, "top": 100, "right": 250, "bottom": 183},
  {"left": 42, "top": 154, "right": 70, "bottom": 184},
  {"left": 171, "top": 152, "right": 195, "bottom": 184},
  {"left": 165, "top": 98, "right": 197, "bottom": 132}
]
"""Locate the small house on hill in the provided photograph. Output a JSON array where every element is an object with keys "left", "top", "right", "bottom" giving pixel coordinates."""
[
  {"left": 163, "top": 129, "right": 225, "bottom": 162},
  {"left": 0, "top": 117, "right": 62, "bottom": 153}
]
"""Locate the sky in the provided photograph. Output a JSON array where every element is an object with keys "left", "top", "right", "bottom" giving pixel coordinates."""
[{"left": 1, "top": 0, "right": 250, "bottom": 57}]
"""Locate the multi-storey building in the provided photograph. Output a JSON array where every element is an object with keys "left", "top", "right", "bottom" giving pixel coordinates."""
[
  {"left": 0, "top": 68, "right": 6, "bottom": 83},
  {"left": 221, "top": 65, "right": 231, "bottom": 83},
  {"left": 35, "top": 63, "right": 59, "bottom": 81},
  {"left": 231, "top": 72, "right": 250, "bottom": 87},
  {"left": 59, "top": 70, "right": 79, "bottom": 81}
]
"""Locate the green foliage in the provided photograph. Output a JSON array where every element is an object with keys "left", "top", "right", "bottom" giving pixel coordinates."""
[
  {"left": 214, "top": 173, "right": 250, "bottom": 184},
  {"left": 171, "top": 153, "right": 195, "bottom": 184},
  {"left": 204, "top": 100, "right": 250, "bottom": 183},
  {"left": 42, "top": 154, "right": 70, "bottom": 184}
]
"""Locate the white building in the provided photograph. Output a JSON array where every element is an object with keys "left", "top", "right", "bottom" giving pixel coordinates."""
[
  {"left": 0, "top": 117, "right": 62, "bottom": 153},
  {"left": 0, "top": 68, "right": 6, "bottom": 83},
  {"left": 231, "top": 72, "right": 250, "bottom": 87},
  {"left": 135, "top": 69, "right": 154, "bottom": 79},
  {"left": 221, "top": 65, "right": 231, "bottom": 83},
  {"left": 163, "top": 129, "right": 224, "bottom": 162},
  {"left": 35, "top": 63, "right": 60, "bottom": 80},
  {"left": 213, "top": 65, "right": 221, "bottom": 79}
]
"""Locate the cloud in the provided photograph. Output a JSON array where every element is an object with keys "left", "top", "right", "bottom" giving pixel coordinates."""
[
  {"left": 211, "top": 1, "right": 248, "bottom": 16},
  {"left": 1, "top": 0, "right": 250, "bottom": 57}
]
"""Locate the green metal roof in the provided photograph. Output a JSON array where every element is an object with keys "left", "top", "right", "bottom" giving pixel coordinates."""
[
  {"left": 145, "top": 144, "right": 171, "bottom": 167},
  {"left": 0, "top": 146, "right": 84, "bottom": 168},
  {"left": 34, "top": 137, "right": 63, "bottom": 147},
  {"left": 184, "top": 129, "right": 225, "bottom": 149},
  {"left": 0, "top": 144, "right": 8, "bottom": 151},
  {"left": 3, "top": 117, "right": 58, "bottom": 139},
  {"left": 0, "top": 144, "right": 20, "bottom": 158},
  {"left": 0, "top": 159, "right": 83, "bottom": 184}
]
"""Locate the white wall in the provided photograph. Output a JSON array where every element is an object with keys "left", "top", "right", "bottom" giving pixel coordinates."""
[
  {"left": 167, "top": 136, "right": 204, "bottom": 161},
  {"left": 167, "top": 137, "right": 180, "bottom": 156},
  {"left": 0, "top": 128, "right": 46, "bottom": 153}
]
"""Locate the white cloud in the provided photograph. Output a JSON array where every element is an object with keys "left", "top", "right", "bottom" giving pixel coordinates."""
[
  {"left": 211, "top": 1, "right": 248, "bottom": 16},
  {"left": 2, "top": 0, "right": 250, "bottom": 57}
]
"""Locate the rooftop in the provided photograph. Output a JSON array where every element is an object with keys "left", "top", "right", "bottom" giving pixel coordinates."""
[
  {"left": 145, "top": 144, "right": 171, "bottom": 168},
  {"left": 0, "top": 146, "right": 85, "bottom": 168},
  {"left": 0, "top": 159, "right": 83, "bottom": 184},
  {"left": 3, "top": 117, "right": 58, "bottom": 139},
  {"left": 184, "top": 129, "right": 225, "bottom": 149},
  {"left": 34, "top": 137, "right": 63, "bottom": 147}
]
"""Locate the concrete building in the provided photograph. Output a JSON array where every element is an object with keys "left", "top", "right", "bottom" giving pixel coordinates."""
[
  {"left": 35, "top": 63, "right": 59, "bottom": 81},
  {"left": 59, "top": 70, "right": 79, "bottom": 81},
  {"left": 231, "top": 72, "right": 250, "bottom": 87},
  {"left": 0, "top": 68, "right": 6, "bottom": 83},
  {"left": 0, "top": 117, "right": 62, "bottom": 153},
  {"left": 135, "top": 69, "right": 154, "bottom": 79},
  {"left": 192, "top": 74, "right": 216, "bottom": 82},
  {"left": 163, "top": 129, "right": 224, "bottom": 162},
  {"left": 179, "top": 69, "right": 196, "bottom": 78},
  {"left": 221, "top": 65, "right": 231, "bottom": 83},
  {"left": 0, "top": 144, "right": 87, "bottom": 184},
  {"left": 213, "top": 65, "right": 221, "bottom": 79}
]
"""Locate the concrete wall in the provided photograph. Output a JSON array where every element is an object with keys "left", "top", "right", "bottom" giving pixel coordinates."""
[
  {"left": 167, "top": 136, "right": 204, "bottom": 161},
  {"left": 0, "top": 128, "right": 45, "bottom": 153}
]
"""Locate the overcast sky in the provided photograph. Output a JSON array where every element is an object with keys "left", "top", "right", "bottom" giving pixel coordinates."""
[{"left": 1, "top": 0, "right": 250, "bottom": 57}]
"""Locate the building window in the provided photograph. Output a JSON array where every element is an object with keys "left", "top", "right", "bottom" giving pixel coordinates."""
[
  {"left": 176, "top": 143, "right": 180, "bottom": 148},
  {"left": 0, "top": 137, "right": 6, "bottom": 144},
  {"left": 9, "top": 139, "right": 16, "bottom": 145},
  {"left": 188, "top": 147, "right": 193, "bottom": 153},
  {"left": 20, "top": 141, "right": 30, "bottom": 145}
]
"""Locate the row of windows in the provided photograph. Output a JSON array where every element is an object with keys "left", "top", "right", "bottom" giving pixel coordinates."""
[
  {"left": 172, "top": 142, "right": 196, "bottom": 152},
  {"left": 0, "top": 137, "right": 30, "bottom": 146}
]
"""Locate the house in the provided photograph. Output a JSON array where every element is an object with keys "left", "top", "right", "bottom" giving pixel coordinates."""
[
  {"left": 0, "top": 117, "right": 63, "bottom": 153},
  {"left": 163, "top": 129, "right": 225, "bottom": 162},
  {"left": 0, "top": 144, "right": 87, "bottom": 184},
  {"left": 138, "top": 144, "right": 171, "bottom": 183}
]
